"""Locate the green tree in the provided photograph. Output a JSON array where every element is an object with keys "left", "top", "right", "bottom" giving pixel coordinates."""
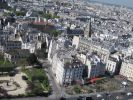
[
  {"left": 3, "top": 12, "right": 12, "bottom": 17},
  {"left": 15, "top": 11, "right": 25, "bottom": 16},
  {"left": 50, "top": 30, "right": 61, "bottom": 37},
  {"left": 0, "top": 60, "right": 15, "bottom": 74},
  {"left": 73, "top": 85, "right": 81, "bottom": 94},
  {"left": 41, "top": 42, "right": 47, "bottom": 50},
  {"left": 16, "top": 58, "right": 29, "bottom": 66},
  {"left": 43, "top": 13, "right": 52, "bottom": 19},
  {"left": 27, "top": 54, "right": 38, "bottom": 65},
  {"left": 0, "top": 53, "right": 4, "bottom": 60}
]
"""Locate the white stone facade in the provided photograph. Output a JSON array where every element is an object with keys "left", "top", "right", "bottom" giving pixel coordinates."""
[{"left": 120, "top": 59, "right": 133, "bottom": 82}]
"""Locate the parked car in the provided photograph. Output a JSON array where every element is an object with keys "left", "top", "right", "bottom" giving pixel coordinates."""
[
  {"left": 86, "top": 96, "right": 93, "bottom": 100},
  {"left": 9, "top": 71, "right": 16, "bottom": 76},
  {"left": 22, "top": 75, "right": 28, "bottom": 80},
  {"left": 77, "top": 96, "right": 86, "bottom": 100},
  {"left": 127, "top": 92, "right": 132, "bottom": 96}
]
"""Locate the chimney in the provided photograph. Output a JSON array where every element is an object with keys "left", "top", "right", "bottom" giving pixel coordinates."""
[
  {"left": 18, "top": 23, "right": 21, "bottom": 29},
  {"left": 3, "top": 18, "right": 6, "bottom": 22},
  {"left": 4, "top": 26, "right": 7, "bottom": 30},
  {"left": 7, "top": 22, "right": 10, "bottom": 27},
  {"left": 38, "top": 17, "right": 41, "bottom": 22},
  {"left": 35, "top": 17, "right": 37, "bottom": 22},
  {"left": 44, "top": 18, "right": 46, "bottom": 22},
  {"left": 14, "top": 28, "right": 17, "bottom": 34}
]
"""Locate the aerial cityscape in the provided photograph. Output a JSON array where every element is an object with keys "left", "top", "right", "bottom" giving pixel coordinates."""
[{"left": 0, "top": 0, "right": 133, "bottom": 100}]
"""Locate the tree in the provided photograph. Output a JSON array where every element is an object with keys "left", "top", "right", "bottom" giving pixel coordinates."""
[
  {"left": 0, "top": 87, "right": 8, "bottom": 96},
  {"left": 0, "top": 53, "right": 4, "bottom": 60},
  {"left": 73, "top": 85, "right": 81, "bottom": 94},
  {"left": 0, "top": 66, "right": 15, "bottom": 74},
  {"left": 41, "top": 42, "right": 47, "bottom": 50},
  {"left": 15, "top": 11, "right": 26, "bottom": 16},
  {"left": 27, "top": 54, "right": 38, "bottom": 65},
  {"left": 36, "top": 42, "right": 48, "bottom": 59},
  {"left": 0, "top": 60, "right": 15, "bottom": 74},
  {"left": 50, "top": 30, "right": 61, "bottom": 37},
  {"left": 43, "top": 13, "right": 52, "bottom": 19},
  {"left": 16, "top": 58, "right": 29, "bottom": 66}
]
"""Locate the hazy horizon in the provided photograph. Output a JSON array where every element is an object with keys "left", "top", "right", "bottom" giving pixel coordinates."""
[{"left": 89, "top": 0, "right": 133, "bottom": 8}]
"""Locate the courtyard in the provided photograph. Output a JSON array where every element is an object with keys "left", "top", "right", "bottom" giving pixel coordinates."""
[{"left": 0, "top": 72, "right": 28, "bottom": 96}]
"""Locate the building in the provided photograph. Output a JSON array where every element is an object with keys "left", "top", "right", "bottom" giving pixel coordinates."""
[
  {"left": 52, "top": 52, "right": 84, "bottom": 85},
  {"left": 48, "top": 36, "right": 84, "bottom": 85},
  {"left": 120, "top": 56, "right": 133, "bottom": 82},
  {"left": 106, "top": 54, "right": 122, "bottom": 75},
  {"left": 3, "top": 41, "right": 22, "bottom": 51},
  {"left": 86, "top": 53, "right": 106, "bottom": 79},
  {"left": 66, "top": 27, "right": 84, "bottom": 37},
  {"left": 84, "top": 20, "right": 92, "bottom": 38},
  {"left": 72, "top": 36, "right": 111, "bottom": 63},
  {"left": 4, "top": 49, "right": 30, "bottom": 62}
]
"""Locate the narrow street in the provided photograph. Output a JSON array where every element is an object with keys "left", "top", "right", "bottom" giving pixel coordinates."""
[{"left": 39, "top": 59, "right": 62, "bottom": 99}]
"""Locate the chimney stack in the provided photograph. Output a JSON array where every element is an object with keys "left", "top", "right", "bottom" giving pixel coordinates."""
[
  {"left": 38, "top": 17, "right": 41, "bottom": 22},
  {"left": 7, "top": 22, "right": 10, "bottom": 27},
  {"left": 14, "top": 28, "right": 17, "bottom": 34}
]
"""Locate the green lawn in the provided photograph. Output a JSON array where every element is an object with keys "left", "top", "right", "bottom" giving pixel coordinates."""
[
  {"left": 24, "top": 68, "right": 47, "bottom": 81},
  {"left": 0, "top": 60, "right": 13, "bottom": 66},
  {"left": 0, "top": 60, "right": 15, "bottom": 73},
  {"left": 23, "top": 68, "right": 51, "bottom": 94}
]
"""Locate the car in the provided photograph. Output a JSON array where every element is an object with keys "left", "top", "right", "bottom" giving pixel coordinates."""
[
  {"left": 77, "top": 96, "right": 86, "bottom": 100},
  {"left": 127, "top": 92, "right": 132, "bottom": 96},
  {"left": 9, "top": 71, "right": 16, "bottom": 76},
  {"left": 121, "top": 81, "right": 127, "bottom": 86},
  {"left": 22, "top": 75, "right": 28, "bottom": 80},
  {"left": 86, "top": 96, "right": 93, "bottom": 100},
  {"left": 105, "top": 92, "right": 111, "bottom": 97},
  {"left": 120, "top": 92, "right": 126, "bottom": 95},
  {"left": 97, "top": 94, "right": 102, "bottom": 98},
  {"left": 116, "top": 96, "right": 123, "bottom": 100}
]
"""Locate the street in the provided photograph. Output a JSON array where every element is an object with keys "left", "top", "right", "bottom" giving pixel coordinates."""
[{"left": 39, "top": 59, "right": 62, "bottom": 99}]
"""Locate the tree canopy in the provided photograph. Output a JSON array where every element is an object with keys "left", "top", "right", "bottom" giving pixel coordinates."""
[
  {"left": 0, "top": 60, "right": 15, "bottom": 73},
  {"left": 27, "top": 53, "right": 38, "bottom": 65}
]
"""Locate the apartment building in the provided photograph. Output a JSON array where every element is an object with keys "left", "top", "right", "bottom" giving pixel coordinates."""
[
  {"left": 86, "top": 53, "right": 106, "bottom": 79},
  {"left": 120, "top": 56, "right": 133, "bottom": 82}
]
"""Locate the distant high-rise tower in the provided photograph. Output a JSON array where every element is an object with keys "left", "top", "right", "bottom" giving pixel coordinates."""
[{"left": 84, "top": 19, "right": 92, "bottom": 38}]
